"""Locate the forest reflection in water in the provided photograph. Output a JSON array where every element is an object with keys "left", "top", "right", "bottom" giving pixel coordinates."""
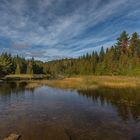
[
  {"left": 78, "top": 88, "right": 140, "bottom": 122},
  {"left": 0, "top": 81, "right": 140, "bottom": 140},
  {"left": 1, "top": 81, "right": 140, "bottom": 122},
  {"left": 0, "top": 81, "right": 34, "bottom": 95}
]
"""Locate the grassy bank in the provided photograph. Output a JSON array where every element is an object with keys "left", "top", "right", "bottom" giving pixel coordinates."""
[
  {"left": 28, "top": 76, "right": 140, "bottom": 90},
  {"left": 2, "top": 74, "right": 48, "bottom": 80},
  {"left": 2, "top": 75, "right": 140, "bottom": 90}
]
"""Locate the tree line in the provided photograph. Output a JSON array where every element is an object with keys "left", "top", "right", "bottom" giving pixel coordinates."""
[
  {"left": 45, "top": 31, "right": 140, "bottom": 76},
  {"left": 1, "top": 31, "right": 140, "bottom": 76},
  {"left": 0, "top": 54, "right": 45, "bottom": 76}
]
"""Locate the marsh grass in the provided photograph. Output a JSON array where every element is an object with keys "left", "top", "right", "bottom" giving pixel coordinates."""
[
  {"left": 28, "top": 76, "right": 140, "bottom": 90},
  {"left": 4, "top": 75, "right": 140, "bottom": 90},
  {"left": 3, "top": 74, "right": 47, "bottom": 80}
]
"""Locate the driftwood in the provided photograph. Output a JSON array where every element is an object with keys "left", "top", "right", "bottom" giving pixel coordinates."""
[{"left": 3, "top": 134, "right": 21, "bottom": 140}]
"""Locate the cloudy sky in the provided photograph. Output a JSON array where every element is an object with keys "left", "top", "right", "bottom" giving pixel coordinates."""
[{"left": 0, "top": 0, "right": 140, "bottom": 61}]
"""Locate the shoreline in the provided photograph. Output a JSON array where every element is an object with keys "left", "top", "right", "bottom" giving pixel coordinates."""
[
  {"left": 1, "top": 75, "right": 140, "bottom": 90},
  {"left": 26, "top": 76, "right": 140, "bottom": 90},
  {"left": 1, "top": 74, "right": 49, "bottom": 81}
]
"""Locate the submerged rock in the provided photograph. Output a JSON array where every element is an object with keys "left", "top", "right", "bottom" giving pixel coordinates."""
[
  {"left": 3, "top": 133, "right": 21, "bottom": 140},
  {"left": 136, "top": 116, "right": 140, "bottom": 122}
]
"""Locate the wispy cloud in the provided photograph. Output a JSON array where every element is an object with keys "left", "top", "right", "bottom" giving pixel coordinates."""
[{"left": 0, "top": 0, "right": 140, "bottom": 60}]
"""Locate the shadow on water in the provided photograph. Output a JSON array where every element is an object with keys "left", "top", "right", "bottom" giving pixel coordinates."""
[
  {"left": 0, "top": 81, "right": 35, "bottom": 96},
  {"left": 78, "top": 88, "right": 140, "bottom": 122}
]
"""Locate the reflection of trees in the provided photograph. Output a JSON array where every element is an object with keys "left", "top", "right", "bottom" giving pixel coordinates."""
[
  {"left": 78, "top": 88, "right": 140, "bottom": 122},
  {"left": 0, "top": 81, "right": 35, "bottom": 96}
]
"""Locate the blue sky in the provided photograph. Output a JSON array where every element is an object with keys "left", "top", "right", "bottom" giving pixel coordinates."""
[{"left": 0, "top": 0, "right": 140, "bottom": 61}]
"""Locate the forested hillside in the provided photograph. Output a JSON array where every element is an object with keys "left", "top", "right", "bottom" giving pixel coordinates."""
[
  {"left": 1, "top": 31, "right": 140, "bottom": 76},
  {"left": 45, "top": 31, "right": 140, "bottom": 76}
]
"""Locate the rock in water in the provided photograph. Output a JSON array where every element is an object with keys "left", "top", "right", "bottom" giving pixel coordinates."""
[{"left": 3, "top": 133, "right": 21, "bottom": 140}]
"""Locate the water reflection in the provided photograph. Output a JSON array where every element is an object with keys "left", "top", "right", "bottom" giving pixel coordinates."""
[
  {"left": 0, "top": 81, "right": 34, "bottom": 96},
  {"left": 1, "top": 82, "right": 140, "bottom": 122},
  {"left": 78, "top": 88, "right": 140, "bottom": 122},
  {"left": 0, "top": 82, "right": 140, "bottom": 140}
]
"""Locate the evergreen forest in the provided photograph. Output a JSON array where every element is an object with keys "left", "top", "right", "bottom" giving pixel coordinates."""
[{"left": 1, "top": 31, "right": 140, "bottom": 76}]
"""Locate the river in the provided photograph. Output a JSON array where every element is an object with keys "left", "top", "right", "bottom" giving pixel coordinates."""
[{"left": 0, "top": 81, "right": 140, "bottom": 140}]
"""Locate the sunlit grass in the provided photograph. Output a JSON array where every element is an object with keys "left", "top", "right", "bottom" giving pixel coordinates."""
[
  {"left": 5, "top": 74, "right": 33, "bottom": 78},
  {"left": 3, "top": 75, "right": 140, "bottom": 90},
  {"left": 30, "top": 76, "right": 140, "bottom": 90},
  {"left": 3, "top": 74, "right": 47, "bottom": 80}
]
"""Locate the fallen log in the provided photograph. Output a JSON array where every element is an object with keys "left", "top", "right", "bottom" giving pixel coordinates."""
[{"left": 3, "top": 133, "right": 21, "bottom": 140}]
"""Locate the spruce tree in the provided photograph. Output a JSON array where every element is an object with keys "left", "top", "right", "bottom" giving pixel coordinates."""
[
  {"left": 15, "top": 63, "right": 20, "bottom": 74},
  {"left": 117, "top": 31, "right": 129, "bottom": 47},
  {"left": 130, "top": 32, "right": 139, "bottom": 55},
  {"left": 117, "top": 31, "right": 129, "bottom": 54},
  {"left": 99, "top": 46, "right": 105, "bottom": 62},
  {"left": 26, "top": 61, "right": 33, "bottom": 75},
  {"left": 0, "top": 53, "right": 12, "bottom": 74}
]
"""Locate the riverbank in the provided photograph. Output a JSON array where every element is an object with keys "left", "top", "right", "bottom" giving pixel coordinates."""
[
  {"left": 2, "top": 75, "right": 140, "bottom": 90},
  {"left": 1, "top": 74, "right": 49, "bottom": 80},
  {"left": 28, "top": 76, "right": 140, "bottom": 90}
]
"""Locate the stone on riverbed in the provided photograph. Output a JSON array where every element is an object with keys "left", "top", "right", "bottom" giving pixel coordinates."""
[{"left": 3, "top": 134, "right": 21, "bottom": 140}]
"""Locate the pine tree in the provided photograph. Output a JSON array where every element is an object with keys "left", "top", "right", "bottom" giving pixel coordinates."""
[
  {"left": 0, "top": 53, "right": 12, "bottom": 74},
  {"left": 129, "top": 32, "right": 139, "bottom": 56},
  {"left": 117, "top": 31, "right": 129, "bottom": 54},
  {"left": 99, "top": 46, "right": 105, "bottom": 62},
  {"left": 26, "top": 61, "right": 33, "bottom": 75},
  {"left": 15, "top": 63, "right": 20, "bottom": 74},
  {"left": 117, "top": 31, "right": 129, "bottom": 47}
]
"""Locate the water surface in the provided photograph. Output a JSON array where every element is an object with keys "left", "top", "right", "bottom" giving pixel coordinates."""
[{"left": 0, "top": 82, "right": 140, "bottom": 140}]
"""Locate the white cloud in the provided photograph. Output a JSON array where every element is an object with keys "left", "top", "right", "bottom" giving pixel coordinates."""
[{"left": 0, "top": 0, "right": 140, "bottom": 60}]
